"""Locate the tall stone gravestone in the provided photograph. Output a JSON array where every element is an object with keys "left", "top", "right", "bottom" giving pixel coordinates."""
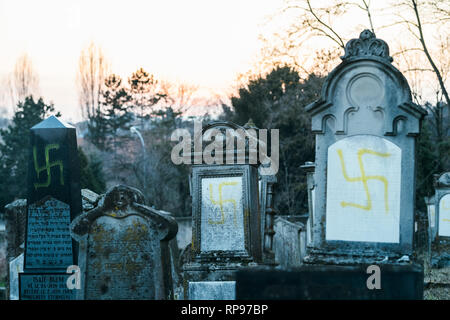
[
  {"left": 305, "top": 30, "right": 426, "bottom": 264},
  {"left": 70, "top": 185, "right": 178, "bottom": 300},
  {"left": 431, "top": 172, "right": 450, "bottom": 267},
  {"left": 183, "top": 121, "right": 271, "bottom": 300},
  {"left": 236, "top": 30, "right": 426, "bottom": 299},
  {"left": 19, "top": 116, "right": 81, "bottom": 300}
]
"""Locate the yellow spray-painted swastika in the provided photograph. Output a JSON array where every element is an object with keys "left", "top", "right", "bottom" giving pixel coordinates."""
[
  {"left": 337, "top": 148, "right": 390, "bottom": 213},
  {"left": 33, "top": 144, "right": 64, "bottom": 190},
  {"left": 208, "top": 181, "right": 238, "bottom": 226}
]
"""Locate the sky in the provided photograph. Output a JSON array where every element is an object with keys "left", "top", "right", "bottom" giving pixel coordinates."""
[
  {"left": 0, "top": 0, "right": 446, "bottom": 122},
  {"left": 0, "top": 0, "right": 284, "bottom": 121}
]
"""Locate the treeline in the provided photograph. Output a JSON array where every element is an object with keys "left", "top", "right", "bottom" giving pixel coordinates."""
[{"left": 0, "top": 65, "right": 447, "bottom": 216}]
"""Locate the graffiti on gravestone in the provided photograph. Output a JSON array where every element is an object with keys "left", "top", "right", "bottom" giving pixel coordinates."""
[
  {"left": 326, "top": 135, "right": 402, "bottom": 243},
  {"left": 20, "top": 116, "right": 81, "bottom": 300},
  {"left": 201, "top": 176, "right": 245, "bottom": 252}
]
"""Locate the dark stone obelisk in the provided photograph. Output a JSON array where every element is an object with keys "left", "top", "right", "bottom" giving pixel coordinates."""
[{"left": 19, "top": 116, "right": 82, "bottom": 300}]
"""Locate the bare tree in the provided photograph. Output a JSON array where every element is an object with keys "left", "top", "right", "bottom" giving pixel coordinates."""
[
  {"left": 401, "top": 0, "right": 449, "bottom": 107},
  {"left": 159, "top": 80, "right": 200, "bottom": 113},
  {"left": 6, "top": 53, "right": 40, "bottom": 109},
  {"left": 77, "top": 42, "right": 109, "bottom": 120}
]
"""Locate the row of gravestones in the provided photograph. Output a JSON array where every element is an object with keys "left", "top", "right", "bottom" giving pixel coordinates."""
[
  {"left": 4, "top": 30, "right": 449, "bottom": 300},
  {"left": 4, "top": 115, "right": 278, "bottom": 300}
]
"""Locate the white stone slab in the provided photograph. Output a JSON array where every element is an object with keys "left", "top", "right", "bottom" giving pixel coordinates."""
[
  {"left": 439, "top": 194, "right": 450, "bottom": 237},
  {"left": 9, "top": 253, "right": 24, "bottom": 300},
  {"left": 201, "top": 176, "right": 244, "bottom": 252},
  {"left": 326, "top": 135, "right": 401, "bottom": 243},
  {"left": 189, "top": 281, "right": 236, "bottom": 300}
]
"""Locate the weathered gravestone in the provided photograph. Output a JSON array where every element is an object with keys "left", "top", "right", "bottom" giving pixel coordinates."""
[
  {"left": 5, "top": 189, "right": 98, "bottom": 300},
  {"left": 237, "top": 30, "right": 426, "bottom": 299},
  {"left": 304, "top": 29, "right": 426, "bottom": 264},
  {"left": 70, "top": 185, "right": 178, "bottom": 300},
  {"left": 19, "top": 116, "right": 82, "bottom": 300},
  {"left": 430, "top": 172, "right": 450, "bottom": 267},
  {"left": 182, "top": 121, "right": 276, "bottom": 299}
]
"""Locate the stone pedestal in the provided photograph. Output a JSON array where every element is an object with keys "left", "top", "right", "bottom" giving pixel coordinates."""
[{"left": 236, "top": 264, "right": 423, "bottom": 300}]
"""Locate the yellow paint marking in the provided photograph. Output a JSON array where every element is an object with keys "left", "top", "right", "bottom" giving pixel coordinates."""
[
  {"left": 337, "top": 148, "right": 390, "bottom": 213},
  {"left": 33, "top": 144, "right": 64, "bottom": 190},
  {"left": 208, "top": 181, "right": 238, "bottom": 226}
]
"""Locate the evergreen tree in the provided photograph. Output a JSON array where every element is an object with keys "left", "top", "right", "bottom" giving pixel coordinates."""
[
  {"left": 78, "top": 147, "right": 106, "bottom": 194},
  {"left": 0, "top": 96, "right": 60, "bottom": 209},
  {"left": 101, "top": 74, "right": 134, "bottom": 152},
  {"left": 128, "top": 68, "right": 165, "bottom": 128}
]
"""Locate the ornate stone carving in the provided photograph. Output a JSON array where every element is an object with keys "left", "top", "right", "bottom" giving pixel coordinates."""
[
  {"left": 435, "top": 172, "right": 450, "bottom": 188},
  {"left": 341, "top": 29, "right": 393, "bottom": 62}
]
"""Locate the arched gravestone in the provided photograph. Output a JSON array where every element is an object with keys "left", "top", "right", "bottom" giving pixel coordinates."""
[
  {"left": 70, "top": 185, "right": 178, "bottom": 300},
  {"left": 305, "top": 30, "right": 427, "bottom": 263},
  {"left": 434, "top": 172, "right": 450, "bottom": 239},
  {"left": 183, "top": 120, "right": 276, "bottom": 300}
]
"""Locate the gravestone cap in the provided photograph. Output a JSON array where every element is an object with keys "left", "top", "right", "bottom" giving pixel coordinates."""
[
  {"left": 341, "top": 29, "right": 393, "bottom": 62},
  {"left": 435, "top": 172, "right": 450, "bottom": 188},
  {"left": 192, "top": 120, "right": 264, "bottom": 165},
  {"left": 31, "top": 115, "right": 74, "bottom": 129}
]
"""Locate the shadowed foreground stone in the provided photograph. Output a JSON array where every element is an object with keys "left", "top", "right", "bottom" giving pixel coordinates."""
[{"left": 236, "top": 264, "right": 423, "bottom": 300}]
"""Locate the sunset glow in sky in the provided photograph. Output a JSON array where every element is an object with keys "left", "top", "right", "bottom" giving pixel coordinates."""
[
  {"left": 0, "top": 0, "right": 446, "bottom": 122},
  {"left": 0, "top": 0, "right": 284, "bottom": 121}
]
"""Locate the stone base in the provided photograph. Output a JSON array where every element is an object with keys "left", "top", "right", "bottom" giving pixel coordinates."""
[
  {"left": 182, "top": 262, "right": 272, "bottom": 300},
  {"left": 235, "top": 263, "right": 424, "bottom": 300}
]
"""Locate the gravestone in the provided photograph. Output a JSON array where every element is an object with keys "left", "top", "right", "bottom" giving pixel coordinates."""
[
  {"left": 4, "top": 189, "right": 98, "bottom": 299},
  {"left": 301, "top": 162, "right": 315, "bottom": 245},
  {"left": 237, "top": 30, "right": 426, "bottom": 299},
  {"left": 9, "top": 253, "right": 23, "bottom": 300},
  {"left": 430, "top": 172, "right": 450, "bottom": 267},
  {"left": 189, "top": 281, "right": 236, "bottom": 300},
  {"left": 70, "top": 185, "right": 178, "bottom": 300},
  {"left": 5, "top": 199, "right": 27, "bottom": 264},
  {"left": 305, "top": 30, "right": 426, "bottom": 264},
  {"left": 273, "top": 216, "right": 307, "bottom": 268},
  {"left": 425, "top": 195, "right": 437, "bottom": 242},
  {"left": 182, "top": 120, "right": 273, "bottom": 299},
  {"left": 19, "top": 116, "right": 82, "bottom": 300}
]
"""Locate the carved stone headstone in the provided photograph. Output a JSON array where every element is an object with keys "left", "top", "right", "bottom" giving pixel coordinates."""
[
  {"left": 305, "top": 30, "right": 426, "bottom": 264},
  {"left": 430, "top": 172, "right": 450, "bottom": 267},
  {"left": 182, "top": 121, "right": 265, "bottom": 300},
  {"left": 71, "top": 185, "right": 178, "bottom": 300},
  {"left": 20, "top": 116, "right": 82, "bottom": 300},
  {"left": 229, "top": 30, "right": 425, "bottom": 299}
]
